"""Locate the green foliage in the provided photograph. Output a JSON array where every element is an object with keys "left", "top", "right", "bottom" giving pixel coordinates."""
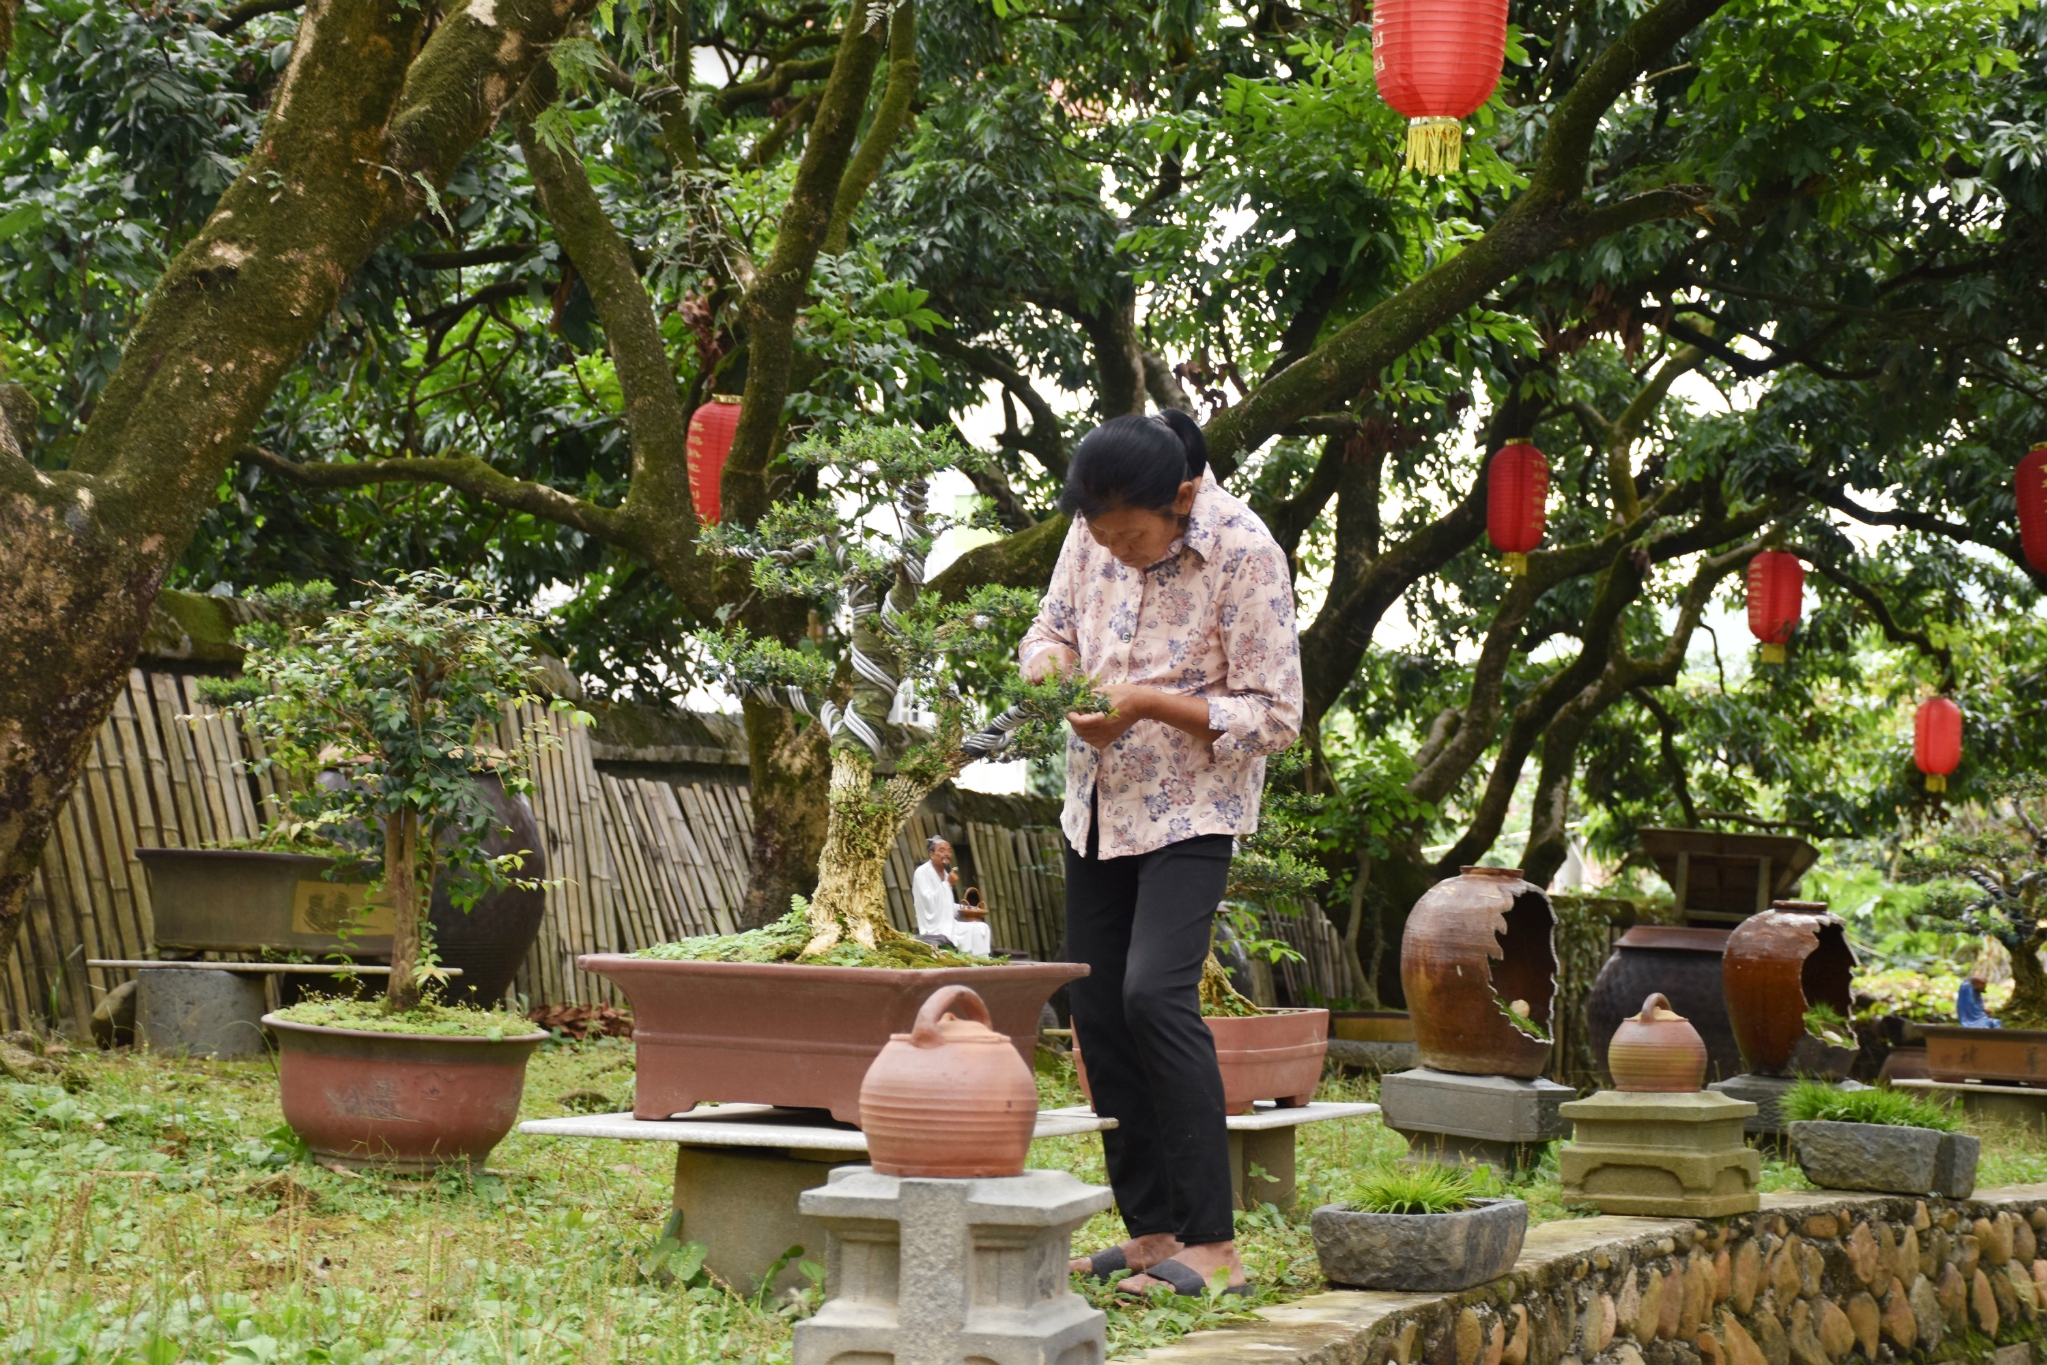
[
  {"left": 1344, "top": 1164, "right": 1488, "bottom": 1216},
  {"left": 1782, "top": 1079, "right": 1960, "bottom": 1132},
  {"left": 1498, "top": 997, "right": 1552, "bottom": 1042},
  {"left": 271, "top": 997, "right": 536, "bottom": 1039},
  {"left": 633, "top": 902, "right": 997, "bottom": 968},
  {"left": 218, "top": 571, "right": 573, "bottom": 1006},
  {"left": 1801, "top": 1002, "right": 1856, "bottom": 1049}
]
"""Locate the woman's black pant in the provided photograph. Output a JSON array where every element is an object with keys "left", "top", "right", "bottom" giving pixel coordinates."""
[{"left": 1063, "top": 825, "right": 1235, "bottom": 1247}]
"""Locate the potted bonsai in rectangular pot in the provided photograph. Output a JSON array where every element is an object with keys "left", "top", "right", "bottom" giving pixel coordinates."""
[
  {"left": 581, "top": 426, "right": 1096, "bottom": 1122},
  {"left": 1784, "top": 1079, "right": 1978, "bottom": 1198},
  {"left": 212, "top": 573, "right": 559, "bottom": 1170},
  {"left": 1311, "top": 1165, "right": 1527, "bottom": 1291}
]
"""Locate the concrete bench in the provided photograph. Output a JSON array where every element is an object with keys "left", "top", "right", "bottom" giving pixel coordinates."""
[{"left": 521, "top": 1098, "right": 1379, "bottom": 1294}]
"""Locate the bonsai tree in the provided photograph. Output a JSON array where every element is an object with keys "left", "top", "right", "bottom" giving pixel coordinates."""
[
  {"left": 213, "top": 572, "right": 567, "bottom": 1013},
  {"left": 678, "top": 423, "right": 1102, "bottom": 963},
  {"left": 1901, "top": 781, "right": 2047, "bottom": 1029}
]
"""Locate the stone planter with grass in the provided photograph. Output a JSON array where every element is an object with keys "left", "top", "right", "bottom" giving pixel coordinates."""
[
  {"left": 1784, "top": 1078, "right": 1978, "bottom": 1198},
  {"left": 1311, "top": 1166, "right": 1527, "bottom": 1291}
]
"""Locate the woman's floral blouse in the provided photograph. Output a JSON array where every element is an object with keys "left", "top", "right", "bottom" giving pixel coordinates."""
[{"left": 1018, "top": 472, "right": 1304, "bottom": 859}]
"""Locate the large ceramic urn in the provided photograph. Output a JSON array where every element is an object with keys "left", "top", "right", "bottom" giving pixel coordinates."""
[
  {"left": 860, "top": 985, "right": 1039, "bottom": 1178},
  {"left": 1400, "top": 866, "right": 1557, "bottom": 1078},
  {"left": 1722, "top": 901, "right": 1857, "bottom": 1078}
]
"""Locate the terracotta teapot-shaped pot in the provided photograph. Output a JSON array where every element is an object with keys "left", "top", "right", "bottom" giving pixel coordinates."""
[
  {"left": 859, "top": 984, "right": 1037, "bottom": 1177},
  {"left": 1606, "top": 992, "right": 1709, "bottom": 1092}
]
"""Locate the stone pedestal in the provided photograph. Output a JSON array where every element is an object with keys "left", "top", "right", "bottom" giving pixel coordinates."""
[
  {"left": 1558, "top": 1090, "right": 1761, "bottom": 1217},
  {"left": 795, "top": 1167, "right": 1113, "bottom": 1365},
  {"left": 1378, "top": 1067, "right": 1573, "bottom": 1176},
  {"left": 673, "top": 1145, "right": 862, "bottom": 1294},
  {"left": 137, "top": 967, "right": 269, "bottom": 1058},
  {"left": 1708, "top": 1072, "right": 1867, "bottom": 1140}
]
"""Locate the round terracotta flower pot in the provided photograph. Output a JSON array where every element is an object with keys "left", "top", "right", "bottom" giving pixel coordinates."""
[
  {"left": 1311, "top": 1196, "right": 1527, "bottom": 1291},
  {"left": 581, "top": 956, "right": 1087, "bottom": 1124},
  {"left": 267, "top": 1014, "right": 548, "bottom": 1171},
  {"left": 1399, "top": 867, "right": 1556, "bottom": 1078},
  {"left": 1071, "top": 1007, "right": 1330, "bottom": 1114},
  {"left": 1721, "top": 902, "right": 1856, "bottom": 1077}
]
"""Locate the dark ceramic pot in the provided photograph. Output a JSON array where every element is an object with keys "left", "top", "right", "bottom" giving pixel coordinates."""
[
  {"left": 1400, "top": 867, "right": 1556, "bottom": 1078},
  {"left": 267, "top": 1014, "right": 548, "bottom": 1171},
  {"left": 1723, "top": 902, "right": 1857, "bottom": 1077},
  {"left": 1586, "top": 927, "right": 1740, "bottom": 1086},
  {"left": 427, "top": 778, "right": 548, "bottom": 1006},
  {"left": 583, "top": 956, "right": 1087, "bottom": 1124},
  {"left": 1311, "top": 1196, "right": 1527, "bottom": 1291}
]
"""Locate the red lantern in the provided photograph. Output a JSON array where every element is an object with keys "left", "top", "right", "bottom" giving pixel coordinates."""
[
  {"left": 686, "top": 394, "right": 743, "bottom": 525},
  {"left": 2019, "top": 443, "right": 2047, "bottom": 574},
  {"left": 1746, "top": 550, "right": 1803, "bottom": 665},
  {"left": 1371, "top": 0, "right": 1509, "bottom": 175},
  {"left": 1487, "top": 441, "right": 1548, "bottom": 576},
  {"left": 1914, "top": 696, "right": 1962, "bottom": 794}
]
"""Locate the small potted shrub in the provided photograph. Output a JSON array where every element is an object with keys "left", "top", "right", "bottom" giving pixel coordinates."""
[
  {"left": 1784, "top": 1079, "right": 1978, "bottom": 1198},
  {"left": 224, "top": 572, "right": 564, "bottom": 1170},
  {"left": 1311, "top": 1165, "right": 1527, "bottom": 1291}
]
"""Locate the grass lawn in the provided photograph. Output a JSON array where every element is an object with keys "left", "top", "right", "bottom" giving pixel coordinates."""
[{"left": 10, "top": 1035, "right": 2047, "bottom": 1364}]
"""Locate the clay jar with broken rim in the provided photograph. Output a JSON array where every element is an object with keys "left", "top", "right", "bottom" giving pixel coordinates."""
[
  {"left": 860, "top": 985, "right": 1038, "bottom": 1178},
  {"left": 1400, "top": 866, "right": 1557, "bottom": 1078},
  {"left": 1722, "top": 901, "right": 1858, "bottom": 1078},
  {"left": 1606, "top": 992, "right": 1709, "bottom": 1092}
]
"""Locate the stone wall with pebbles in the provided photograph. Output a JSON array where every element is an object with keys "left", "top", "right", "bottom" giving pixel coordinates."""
[{"left": 1144, "top": 1186, "right": 2047, "bottom": 1365}]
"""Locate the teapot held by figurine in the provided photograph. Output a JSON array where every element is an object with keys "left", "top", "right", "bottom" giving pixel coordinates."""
[{"left": 1606, "top": 992, "right": 1710, "bottom": 1092}]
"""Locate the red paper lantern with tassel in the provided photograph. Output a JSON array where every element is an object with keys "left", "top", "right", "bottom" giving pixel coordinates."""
[
  {"left": 2019, "top": 442, "right": 2047, "bottom": 574},
  {"left": 1746, "top": 550, "right": 1803, "bottom": 665},
  {"left": 686, "top": 395, "right": 743, "bottom": 525},
  {"left": 1371, "top": 0, "right": 1509, "bottom": 175},
  {"left": 1914, "top": 696, "right": 1962, "bottom": 793},
  {"left": 1487, "top": 441, "right": 1548, "bottom": 576}
]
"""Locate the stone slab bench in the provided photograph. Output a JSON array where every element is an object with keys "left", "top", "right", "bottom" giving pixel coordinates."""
[
  {"left": 1133, "top": 1185, "right": 2047, "bottom": 1365},
  {"left": 87, "top": 958, "right": 461, "bottom": 1059},
  {"left": 1896, "top": 1077, "right": 2047, "bottom": 1135},
  {"left": 520, "top": 1099, "right": 1377, "bottom": 1294}
]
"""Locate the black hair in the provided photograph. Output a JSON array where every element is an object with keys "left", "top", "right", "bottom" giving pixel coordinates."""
[{"left": 1057, "top": 409, "right": 1208, "bottom": 519}]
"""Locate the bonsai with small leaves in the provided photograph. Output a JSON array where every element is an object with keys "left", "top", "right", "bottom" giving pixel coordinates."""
[
  {"left": 685, "top": 424, "right": 1104, "bottom": 963},
  {"left": 211, "top": 573, "right": 568, "bottom": 1016},
  {"left": 1200, "top": 745, "right": 1328, "bottom": 1016},
  {"left": 1900, "top": 781, "right": 2047, "bottom": 1030}
]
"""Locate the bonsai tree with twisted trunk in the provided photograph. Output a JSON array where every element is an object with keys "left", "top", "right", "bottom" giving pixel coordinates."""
[
  {"left": 216, "top": 572, "right": 567, "bottom": 1014},
  {"left": 1904, "top": 782, "right": 2047, "bottom": 1029},
  {"left": 689, "top": 423, "right": 1100, "bottom": 961}
]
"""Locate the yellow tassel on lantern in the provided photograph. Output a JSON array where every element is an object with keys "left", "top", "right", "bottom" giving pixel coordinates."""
[
  {"left": 1759, "top": 643, "right": 1786, "bottom": 664},
  {"left": 1405, "top": 116, "right": 1465, "bottom": 175},
  {"left": 1503, "top": 552, "right": 1527, "bottom": 576},
  {"left": 1926, "top": 773, "right": 1947, "bottom": 793}
]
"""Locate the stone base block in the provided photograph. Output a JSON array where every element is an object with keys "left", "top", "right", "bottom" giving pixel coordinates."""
[
  {"left": 1230, "top": 1125, "right": 1296, "bottom": 1210},
  {"left": 674, "top": 1144, "right": 861, "bottom": 1295},
  {"left": 137, "top": 968, "right": 269, "bottom": 1059},
  {"left": 1379, "top": 1068, "right": 1573, "bottom": 1177},
  {"left": 1325, "top": 1039, "right": 1418, "bottom": 1074},
  {"left": 796, "top": 1168, "right": 1113, "bottom": 1365},
  {"left": 1558, "top": 1089, "right": 1761, "bottom": 1218},
  {"left": 1708, "top": 1071, "right": 1868, "bottom": 1138}
]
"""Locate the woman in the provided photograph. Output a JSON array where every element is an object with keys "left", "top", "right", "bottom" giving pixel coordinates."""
[{"left": 1018, "top": 408, "right": 1302, "bottom": 1297}]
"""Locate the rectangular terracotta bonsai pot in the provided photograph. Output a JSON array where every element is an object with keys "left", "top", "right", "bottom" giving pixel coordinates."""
[
  {"left": 1330, "top": 1011, "right": 1415, "bottom": 1043},
  {"left": 1920, "top": 1024, "right": 2047, "bottom": 1087},
  {"left": 580, "top": 955, "right": 1088, "bottom": 1124},
  {"left": 1073, "top": 1007, "right": 1330, "bottom": 1114}
]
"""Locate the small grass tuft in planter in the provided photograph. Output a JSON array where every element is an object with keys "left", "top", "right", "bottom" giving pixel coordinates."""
[
  {"left": 1346, "top": 1163, "right": 1485, "bottom": 1215},
  {"left": 1313, "top": 1163, "right": 1525, "bottom": 1290},
  {"left": 1782, "top": 1078, "right": 1958, "bottom": 1131}
]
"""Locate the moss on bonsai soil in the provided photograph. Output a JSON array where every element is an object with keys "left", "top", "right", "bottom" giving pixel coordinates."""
[
  {"left": 272, "top": 997, "right": 536, "bottom": 1038},
  {"left": 633, "top": 903, "right": 1001, "bottom": 969}
]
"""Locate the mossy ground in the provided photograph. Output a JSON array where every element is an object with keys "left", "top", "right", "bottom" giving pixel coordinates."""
[
  {"left": 11, "top": 1041, "right": 2047, "bottom": 1363},
  {"left": 632, "top": 906, "right": 995, "bottom": 969},
  {"left": 270, "top": 997, "right": 536, "bottom": 1038}
]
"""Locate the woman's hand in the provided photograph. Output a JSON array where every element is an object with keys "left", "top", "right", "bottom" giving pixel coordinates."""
[
  {"left": 1023, "top": 644, "right": 1079, "bottom": 684},
  {"left": 1070, "top": 684, "right": 1225, "bottom": 750}
]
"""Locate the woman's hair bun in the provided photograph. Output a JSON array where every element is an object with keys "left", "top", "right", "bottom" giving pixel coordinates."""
[{"left": 1057, "top": 408, "right": 1208, "bottom": 519}]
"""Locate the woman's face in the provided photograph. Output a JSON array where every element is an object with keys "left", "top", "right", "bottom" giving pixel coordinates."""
[{"left": 1084, "top": 480, "right": 1198, "bottom": 570}]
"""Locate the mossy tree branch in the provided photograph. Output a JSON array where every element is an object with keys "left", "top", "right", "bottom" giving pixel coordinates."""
[{"left": 823, "top": 2, "right": 918, "bottom": 256}]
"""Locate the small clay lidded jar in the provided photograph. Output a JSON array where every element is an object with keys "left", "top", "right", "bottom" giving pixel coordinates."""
[
  {"left": 859, "top": 985, "right": 1037, "bottom": 1177},
  {"left": 1607, "top": 992, "right": 1709, "bottom": 1092}
]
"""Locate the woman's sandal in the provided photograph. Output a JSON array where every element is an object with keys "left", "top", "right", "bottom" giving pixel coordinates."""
[
  {"left": 1077, "top": 1246, "right": 1130, "bottom": 1281},
  {"left": 1115, "top": 1256, "right": 1254, "bottom": 1299}
]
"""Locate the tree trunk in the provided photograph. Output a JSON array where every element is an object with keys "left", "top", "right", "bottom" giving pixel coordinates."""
[
  {"left": 1342, "top": 846, "right": 1382, "bottom": 1009},
  {"left": 737, "top": 699, "right": 835, "bottom": 928},
  {"left": 2002, "top": 931, "right": 2047, "bottom": 1030},
  {"left": 384, "top": 810, "right": 423, "bottom": 1013},
  {"left": 802, "top": 748, "right": 932, "bottom": 956}
]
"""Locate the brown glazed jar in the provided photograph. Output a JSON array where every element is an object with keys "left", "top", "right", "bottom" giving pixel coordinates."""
[
  {"left": 1606, "top": 993, "right": 1709, "bottom": 1092},
  {"left": 1722, "top": 901, "right": 1857, "bottom": 1077},
  {"left": 1399, "top": 866, "right": 1557, "bottom": 1079},
  {"left": 859, "top": 984, "right": 1038, "bottom": 1177}
]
